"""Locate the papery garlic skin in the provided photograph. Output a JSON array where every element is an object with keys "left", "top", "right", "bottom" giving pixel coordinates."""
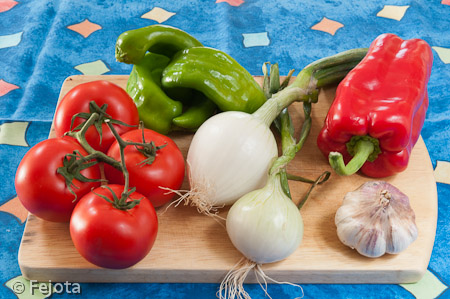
[
  {"left": 226, "top": 175, "right": 304, "bottom": 264},
  {"left": 335, "top": 181, "right": 418, "bottom": 258}
]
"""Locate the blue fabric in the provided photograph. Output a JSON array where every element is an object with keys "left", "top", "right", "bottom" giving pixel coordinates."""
[{"left": 1, "top": 0, "right": 450, "bottom": 298}]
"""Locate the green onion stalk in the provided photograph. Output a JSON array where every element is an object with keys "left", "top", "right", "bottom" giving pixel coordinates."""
[{"left": 219, "top": 48, "right": 368, "bottom": 299}]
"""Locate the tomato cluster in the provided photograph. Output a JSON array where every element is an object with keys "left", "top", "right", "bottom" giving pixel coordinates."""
[{"left": 15, "top": 80, "right": 185, "bottom": 269}]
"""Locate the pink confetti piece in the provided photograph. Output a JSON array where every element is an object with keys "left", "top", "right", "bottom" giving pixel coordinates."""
[
  {"left": 442, "top": 0, "right": 450, "bottom": 5},
  {"left": 216, "top": 0, "right": 244, "bottom": 7},
  {"left": 0, "top": 0, "right": 18, "bottom": 13},
  {"left": 311, "top": 17, "right": 344, "bottom": 35},
  {"left": 0, "top": 79, "right": 19, "bottom": 97},
  {"left": 67, "top": 19, "right": 102, "bottom": 38}
]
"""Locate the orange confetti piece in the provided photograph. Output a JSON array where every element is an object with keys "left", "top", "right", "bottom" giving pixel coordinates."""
[
  {"left": 311, "top": 17, "right": 344, "bottom": 36},
  {"left": 442, "top": 0, "right": 450, "bottom": 5},
  {"left": 216, "top": 0, "right": 244, "bottom": 7},
  {"left": 67, "top": 19, "right": 102, "bottom": 38},
  {"left": 0, "top": 197, "right": 28, "bottom": 224}
]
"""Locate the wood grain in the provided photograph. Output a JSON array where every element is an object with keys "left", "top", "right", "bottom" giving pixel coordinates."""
[{"left": 18, "top": 75, "right": 438, "bottom": 284}]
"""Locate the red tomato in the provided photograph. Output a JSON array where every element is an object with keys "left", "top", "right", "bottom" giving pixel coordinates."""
[
  {"left": 15, "top": 137, "right": 102, "bottom": 222},
  {"left": 70, "top": 184, "right": 158, "bottom": 269},
  {"left": 104, "top": 129, "right": 185, "bottom": 207},
  {"left": 53, "top": 80, "right": 139, "bottom": 153}
]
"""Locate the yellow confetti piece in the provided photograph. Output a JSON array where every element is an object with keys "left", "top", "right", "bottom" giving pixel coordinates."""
[
  {"left": 67, "top": 19, "right": 102, "bottom": 38},
  {"left": 377, "top": 5, "right": 410, "bottom": 21},
  {"left": 141, "top": 7, "right": 176, "bottom": 23},
  {"left": 432, "top": 46, "right": 450, "bottom": 64},
  {"left": 434, "top": 160, "right": 450, "bottom": 184},
  {"left": 400, "top": 270, "right": 447, "bottom": 299},
  {"left": 0, "top": 122, "right": 29, "bottom": 146},
  {"left": 74, "top": 60, "right": 110, "bottom": 75},
  {"left": 311, "top": 17, "right": 344, "bottom": 36}
]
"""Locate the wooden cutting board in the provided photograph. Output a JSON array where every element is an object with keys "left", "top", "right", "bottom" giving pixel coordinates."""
[{"left": 18, "top": 75, "right": 438, "bottom": 284}]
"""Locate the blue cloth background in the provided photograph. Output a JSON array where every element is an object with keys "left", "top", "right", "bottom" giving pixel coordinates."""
[{"left": 1, "top": 0, "right": 449, "bottom": 298}]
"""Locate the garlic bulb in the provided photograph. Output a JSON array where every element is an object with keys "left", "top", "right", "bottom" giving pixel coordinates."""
[{"left": 335, "top": 181, "right": 418, "bottom": 258}]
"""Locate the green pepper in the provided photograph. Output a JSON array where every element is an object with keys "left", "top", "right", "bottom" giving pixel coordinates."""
[
  {"left": 126, "top": 53, "right": 182, "bottom": 134},
  {"left": 161, "top": 47, "right": 266, "bottom": 113},
  {"left": 116, "top": 25, "right": 218, "bottom": 133},
  {"left": 116, "top": 24, "right": 203, "bottom": 64}
]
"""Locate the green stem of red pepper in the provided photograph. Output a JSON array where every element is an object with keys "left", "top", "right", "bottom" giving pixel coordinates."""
[{"left": 328, "top": 135, "right": 381, "bottom": 176}]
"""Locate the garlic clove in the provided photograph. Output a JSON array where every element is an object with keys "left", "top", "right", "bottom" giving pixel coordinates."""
[{"left": 335, "top": 181, "right": 418, "bottom": 258}]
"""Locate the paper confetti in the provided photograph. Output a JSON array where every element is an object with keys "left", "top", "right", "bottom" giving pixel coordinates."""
[
  {"left": 74, "top": 60, "right": 110, "bottom": 75},
  {"left": 0, "top": 122, "right": 29, "bottom": 146},
  {"left": 5, "top": 275, "right": 53, "bottom": 299},
  {"left": 67, "top": 19, "right": 102, "bottom": 38},
  {"left": 311, "top": 17, "right": 344, "bottom": 35},
  {"left": 0, "top": 79, "right": 19, "bottom": 97},
  {"left": 400, "top": 270, "right": 448, "bottom": 299},
  {"left": 0, "top": 0, "right": 18, "bottom": 13},
  {"left": 242, "top": 32, "right": 270, "bottom": 47},
  {"left": 216, "top": 0, "right": 244, "bottom": 7},
  {"left": 442, "top": 0, "right": 450, "bottom": 5},
  {"left": 0, "top": 197, "right": 28, "bottom": 224},
  {"left": 434, "top": 160, "right": 450, "bottom": 184},
  {"left": 432, "top": 46, "right": 450, "bottom": 64},
  {"left": 0, "top": 31, "right": 23, "bottom": 49},
  {"left": 141, "top": 7, "right": 176, "bottom": 23},
  {"left": 377, "top": 5, "right": 410, "bottom": 21}
]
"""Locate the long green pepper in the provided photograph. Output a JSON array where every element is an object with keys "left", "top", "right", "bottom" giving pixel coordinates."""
[{"left": 116, "top": 25, "right": 267, "bottom": 134}]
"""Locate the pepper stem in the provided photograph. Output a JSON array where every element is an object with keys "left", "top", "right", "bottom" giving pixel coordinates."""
[{"left": 328, "top": 139, "right": 375, "bottom": 176}]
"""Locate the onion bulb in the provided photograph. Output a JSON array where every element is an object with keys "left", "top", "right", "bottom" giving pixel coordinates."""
[
  {"left": 226, "top": 173, "right": 303, "bottom": 263},
  {"left": 186, "top": 111, "right": 278, "bottom": 212},
  {"left": 218, "top": 173, "right": 304, "bottom": 299}
]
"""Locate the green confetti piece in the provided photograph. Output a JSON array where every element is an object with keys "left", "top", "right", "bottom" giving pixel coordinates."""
[
  {"left": 0, "top": 122, "right": 29, "bottom": 146},
  {"left": 74, "top": 59, "right": 110, "bottom": 75},
  {"left": 5, "top": 275, "right": 53, "bottom": 299},
  {"left": 432, "top": 46, "right": 450, "bottom": 64},
  {"left": 400, "top": 270, "right": 448, "bottom": 299}
]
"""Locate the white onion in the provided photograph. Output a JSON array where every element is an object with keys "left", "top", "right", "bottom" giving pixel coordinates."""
[
  {"left": 186, "top": 111, "right": 278, "bottom": 209},
  {"left": 226, "top": 173, "right": 304, "bottom": 264}
]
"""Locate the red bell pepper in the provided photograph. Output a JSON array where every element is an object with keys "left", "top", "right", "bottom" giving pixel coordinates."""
[{"left": 317, "top": 33, "right": 433, "bottom": 178}]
